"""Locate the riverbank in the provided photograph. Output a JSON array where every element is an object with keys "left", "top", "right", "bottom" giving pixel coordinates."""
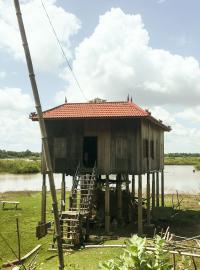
[
  {"left": 0, "top": 191, "right": 200, "bottom": 269},
  {"left": 165, "top": 156, "right": 200, "bottom": 171},
  {"left": 0, "top": 159, "right": 40, "bottom": 174}
]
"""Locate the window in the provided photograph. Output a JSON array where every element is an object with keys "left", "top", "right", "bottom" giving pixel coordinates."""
[
  {"left": 150, "top": 140, "right": 154, "bottom": 159},
  {"left": 54, "top": 137, "right": 66, "bottom": 158},
  {"left": 143, "top": 139, "right": 149, "bottom": 158}
]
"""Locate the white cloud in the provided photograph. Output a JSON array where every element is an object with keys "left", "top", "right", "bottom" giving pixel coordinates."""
[
  {"left": 0, "top": 0, "right": 81, "bottom": 72},
  {"left": 0, "top": 71, "right": 6, "bottom": 78},
  {"left": 0, "top": 88, "right": 40, "bottom": 151},
  {"left": 177, "top": 107, "right": 200, "bottom": 123},
  {"left": 157, "top": 0, "right": 167, "bottom": 4},
  {"left": 58, "top": 8, "right": 200, "bottom": 108},
  {"left": 150, "top": 106, "right": 200, "bottom": 153}
]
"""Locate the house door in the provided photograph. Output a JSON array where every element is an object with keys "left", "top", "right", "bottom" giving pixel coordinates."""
[{"left": 83, "top": 137, "right": 97, "bottom": 168}]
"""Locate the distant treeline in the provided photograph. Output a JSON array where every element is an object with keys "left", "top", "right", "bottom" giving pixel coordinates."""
[
  {"left": 0, "top": 149, "right": 40, "bottom": 159},
  {"left": 165, "top": 153, "right": 200, "bottom": 157}
]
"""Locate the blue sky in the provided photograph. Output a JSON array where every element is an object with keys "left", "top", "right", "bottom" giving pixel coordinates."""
[{"left": 0, "top": 0, "right": 200, "bottom": 152}]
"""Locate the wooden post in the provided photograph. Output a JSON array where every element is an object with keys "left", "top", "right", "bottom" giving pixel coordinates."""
[
  {"left": 138, "top": 175, "right": 143, "bottom": 235},
  {"left": 146, "top": 173, "right": 151, "bottom": 225},
  {"left": 152, "top": 172, "right": 155, "bottom": 216},
  {"left": 126, "top": 174, "right": 129, "bottom": 193},
  {"left": 41, "top": 173, "right": 46, "bottom": 224},
  {"left": 156, "top": 171, "right": 160, "bottom": 207},
  {"left": 61, "top": 173, "right": 66, "bottom": 212},
  {"left": 14, "top": 2, "right": 64, "bottom": 268},
  {"left": 105, "top": 175, "right": 110, "bottom": 234},
  {"left": 116, "top": 174, "right": 122, "bottom": 223},
  {"left": 132, "top": 175, "right": 135, "bottom": 200},
  {"left": 161, "top": 169, "right": 164, "bottom": 207},
  {"left": 16, "top": 218, "right": 21, "bottom": 262}
]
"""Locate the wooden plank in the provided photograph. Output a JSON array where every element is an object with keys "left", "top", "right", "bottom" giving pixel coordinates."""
[{"left": 2, "top": 245, "right": 41, "bottom": 267}]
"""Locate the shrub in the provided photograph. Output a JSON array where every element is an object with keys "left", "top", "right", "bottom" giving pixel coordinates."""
[{"left": 99, "top": 235, "right": 172, "bottom": 270}]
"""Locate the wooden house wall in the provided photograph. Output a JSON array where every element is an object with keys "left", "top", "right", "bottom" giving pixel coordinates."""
[
  {"left": 41, "top": 118, "right": 164, "bottom": 175},
  {"left": 140, "top": 119, "right": 164, "bottom": 173}
]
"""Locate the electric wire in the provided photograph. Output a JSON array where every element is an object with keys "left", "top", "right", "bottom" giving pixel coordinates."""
[{"left": 40, "top": 0, "right": 89, "bottom": 102}]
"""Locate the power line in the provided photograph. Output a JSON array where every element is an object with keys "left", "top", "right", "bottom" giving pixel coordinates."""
[{"left": 40, "top": 0, "right": 88, "bottom": 102}]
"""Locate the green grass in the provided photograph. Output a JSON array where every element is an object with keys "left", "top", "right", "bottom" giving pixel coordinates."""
[
  {"left": 0, "top": 159, "right": 40, "bottom": 174},
  {"left": 0, "top": 191, "right": 124, "bottom": 270},
  {"left": 0, "top": 192, "right": 200, "bottom": 269}
]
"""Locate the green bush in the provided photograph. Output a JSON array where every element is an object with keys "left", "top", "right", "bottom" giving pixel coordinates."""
[{"left": 99, "top": 235, "right": 172, "bottom": 270}]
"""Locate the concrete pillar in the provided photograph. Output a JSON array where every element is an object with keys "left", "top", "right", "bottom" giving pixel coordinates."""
[
  {"left": 146, "top": 173, "right": 151, "bottom": 225},
  {"left": 156, "top": 171, "right": 160, "bottom": 207},
  {"left": 138, "top": 174, "right": 143, "bottom": 235}
]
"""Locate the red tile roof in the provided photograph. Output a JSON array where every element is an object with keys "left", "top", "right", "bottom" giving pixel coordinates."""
[{"left": 30, "top": 101, "right": 171, "bottom": 131}]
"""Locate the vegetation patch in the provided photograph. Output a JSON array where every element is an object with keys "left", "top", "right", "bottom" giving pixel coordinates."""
[
  {"left": 0, "top": 159, "right": 40, "bottom": 174},
  {"left": 164, "top": 154, "right": 200, "bottom": 169}
]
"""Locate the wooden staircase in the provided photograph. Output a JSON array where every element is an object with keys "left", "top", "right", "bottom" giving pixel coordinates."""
[{"left": 51, "top": 165, "right": 96, "bottom": 249}]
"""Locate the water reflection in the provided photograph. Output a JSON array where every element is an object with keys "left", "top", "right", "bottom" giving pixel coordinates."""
[{"left": 0, "top": 165, "right": 199, "bottom": 194}]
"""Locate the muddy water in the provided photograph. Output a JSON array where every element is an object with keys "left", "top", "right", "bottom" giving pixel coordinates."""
[{"left": 0, "top": 165, "right": 199, "bottom": 194}]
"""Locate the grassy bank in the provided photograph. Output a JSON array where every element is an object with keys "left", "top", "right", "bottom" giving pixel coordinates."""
[
  {"left": 0, "top": 159, "right": 40, "bottom": 174},
  {"left": 164, "top": 156, "right": 200, "bottom": 168},
  {"left": 0, "top": 191, "right": 200, "bottom": 269}
]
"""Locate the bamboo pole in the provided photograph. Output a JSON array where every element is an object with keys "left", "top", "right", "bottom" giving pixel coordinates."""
[
  {"left": 14, "top": 1, "right": 64, "bottom": 269},
  {"left": 138, "top": 175, "right": 143, "bottom": 235}
]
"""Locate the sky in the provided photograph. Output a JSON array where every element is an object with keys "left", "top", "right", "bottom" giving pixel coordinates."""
[{"left": 0, "top": 0, "right": 200, "bottom": 152}]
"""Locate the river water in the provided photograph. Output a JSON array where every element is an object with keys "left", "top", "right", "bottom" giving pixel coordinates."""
[{"left": 0, "top": 165, "right": 199, "bottom": 194}]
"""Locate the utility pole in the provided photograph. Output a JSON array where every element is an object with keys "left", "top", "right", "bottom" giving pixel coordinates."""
[{"left": 13, "top": 1, "right": 64, "bottom": 269}]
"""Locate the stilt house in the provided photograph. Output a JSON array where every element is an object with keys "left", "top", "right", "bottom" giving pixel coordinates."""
[{"left": 31, "top": 98, "right": 171, "bottom": 245}]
